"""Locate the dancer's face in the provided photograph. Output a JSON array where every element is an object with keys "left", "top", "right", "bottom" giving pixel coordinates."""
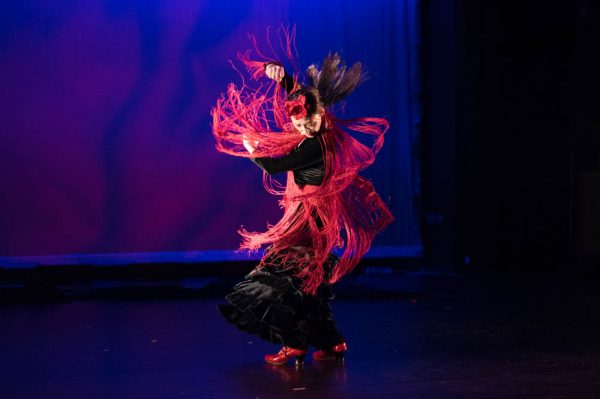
[{"left": 291, "top": 113, "right": 322, "bottom": 138}]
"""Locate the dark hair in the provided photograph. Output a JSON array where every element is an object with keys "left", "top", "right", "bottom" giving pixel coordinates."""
[
  {"left": 286, "top": 53, "right": 366, "bottom": 118},
  {"left": 306, "top": 53, "right": 366, "bottom": 107}
]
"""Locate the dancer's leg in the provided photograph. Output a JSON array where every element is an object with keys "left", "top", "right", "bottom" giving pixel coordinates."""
[{"left": 302, "top": 286, "right": 345, "bottom": 349}]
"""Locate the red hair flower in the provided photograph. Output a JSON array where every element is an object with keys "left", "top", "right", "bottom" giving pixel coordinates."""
[{"left": 284, "top": 94, "right": 310, "bottom": 119}]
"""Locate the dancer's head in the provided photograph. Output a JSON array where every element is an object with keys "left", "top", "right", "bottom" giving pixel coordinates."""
[
  {"left": 285, "top": 87, "right": 324, "bottom": 138},
  {"left": 284, "top": 53, "right": 366, "bottom": 138}
]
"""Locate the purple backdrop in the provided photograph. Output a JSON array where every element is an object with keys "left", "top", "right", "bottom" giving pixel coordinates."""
[{"left": 0, "top": 0, "right": 422, "bottom": 264}]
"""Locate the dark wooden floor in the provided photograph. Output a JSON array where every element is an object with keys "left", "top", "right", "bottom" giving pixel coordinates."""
[{"left": 1, "top": 273, "right": 599, "bottom": 398}]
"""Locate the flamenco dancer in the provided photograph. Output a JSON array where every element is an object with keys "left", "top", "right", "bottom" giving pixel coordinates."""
[{"left": 212, "top": 29, "right": 394, "bottom": 366}]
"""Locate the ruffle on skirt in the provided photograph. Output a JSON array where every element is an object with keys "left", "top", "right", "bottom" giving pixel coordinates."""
[{"left": 217, "top": 246, "right": 343, "bottom": 349}]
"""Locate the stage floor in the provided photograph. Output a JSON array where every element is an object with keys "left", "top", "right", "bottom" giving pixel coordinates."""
[{"left": 1, "top": 277, "right": 599, "bottom": 398}]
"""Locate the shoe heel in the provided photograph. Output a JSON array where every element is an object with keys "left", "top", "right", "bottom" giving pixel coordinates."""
[
  {"left": 332, "top": 342, "right": 347, "bottom": 363},
  {"left": 295, "top": 354, "right": 306, "bottom": 367}
]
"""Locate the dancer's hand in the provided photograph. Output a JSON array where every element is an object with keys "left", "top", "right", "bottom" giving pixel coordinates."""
[
  {"left": 265, "top": 63, "right": 284, "bottom": 82},
  {"left": 242, "top": 135, "right": 259, "bottom": 154}
]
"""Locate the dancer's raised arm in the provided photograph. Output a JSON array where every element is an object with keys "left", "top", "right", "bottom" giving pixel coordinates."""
[{"left": 264, "top": 62, "right": 298, "bottom": 94}]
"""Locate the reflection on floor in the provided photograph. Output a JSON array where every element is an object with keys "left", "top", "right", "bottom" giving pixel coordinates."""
[{"left": 0, "top": 273, "right": 599, "bottom": 398}]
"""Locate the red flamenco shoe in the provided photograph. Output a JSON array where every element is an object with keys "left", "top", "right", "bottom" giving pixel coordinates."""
[
  {"left": 312, "top": 342, "right": 348, "bottom": 362},
  {"left": 264, "top": 346, "right": 307, "bottom": 366}
]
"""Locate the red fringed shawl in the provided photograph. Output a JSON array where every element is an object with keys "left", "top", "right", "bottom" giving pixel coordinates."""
[{"left": 211, "top": 28, "right": 394, "bottom": 295}]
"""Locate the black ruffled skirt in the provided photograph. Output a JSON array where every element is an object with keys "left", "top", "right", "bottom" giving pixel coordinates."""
[{"left": 217, "top": 246, "right": 344, "bottom": 350}]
